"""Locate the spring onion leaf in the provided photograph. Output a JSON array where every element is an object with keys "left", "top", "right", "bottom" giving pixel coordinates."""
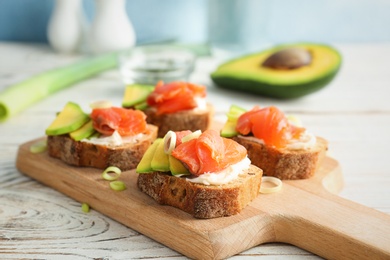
[{"left": 0, "top": 53, "right": 117, "bottom": 122}]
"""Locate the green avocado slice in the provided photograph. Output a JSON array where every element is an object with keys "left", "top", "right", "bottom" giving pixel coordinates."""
[
  {"left": 69, "top": 120, "right": 96, "bottom": 141},
  {"left": 45, "top": 102, "right": 90, "bottom": 136},
  {"left": 211, "top": 43, "right": 342, "bottom": 99},
  {"left": 151, "top": 139, "right": 170, "bottom": 172},
  {"left": 122, "top": 84, "right": 155, "bottom": 108},
  {"left": 136, "top": 138, "right": 161, "bottom": 173},
  {"left": 220, "top": 120, "right": 239, "bottom": 138},
  {"left": 221, "top": 105, "right": 246, "bottom": 138},
  {"left": 169, "top": 155, "right": 190, "bottom": 176}
]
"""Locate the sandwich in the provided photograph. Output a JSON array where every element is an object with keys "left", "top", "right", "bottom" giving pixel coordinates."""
[
  {"left": 221, "top": 105, "right": 328, "bottom": 180},
  {"left": 45, "top": 101, "right": 158, "bottom": 170},
  {"left": 122, "top": 81, "right": 213, "bottom": 137},
  {"left": 136, "top": 129, "right": 263, "bottom": 219}
]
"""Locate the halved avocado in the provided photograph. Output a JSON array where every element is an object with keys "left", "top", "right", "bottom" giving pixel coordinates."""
[{"left": 211, "top": 43, "right": 342, "bottom": 99}]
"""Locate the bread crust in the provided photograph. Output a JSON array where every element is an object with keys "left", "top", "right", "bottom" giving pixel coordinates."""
[
  {"left": 137, "top": 165, "right": 262, "bottom": 219},
  {"left": 232, "top": 136, "right": 328, "bottom": 180},
  {"left": 143, "top": 104, "right": 214, "bottom": 137},
  {"left": 47, "top": 124, "right": 158, "bottom": 171}
]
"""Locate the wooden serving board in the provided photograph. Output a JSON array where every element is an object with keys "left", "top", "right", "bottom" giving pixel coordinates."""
[{"left": 16, "top": 138, "right": 390, "bottom": 260}]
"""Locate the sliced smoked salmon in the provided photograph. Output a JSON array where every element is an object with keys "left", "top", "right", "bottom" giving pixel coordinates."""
[
  {"left": 236, "top": 106, "right": 305, "bottom": 148},
  {"left": 147, "top": 81, "right": 206, "bottom": 115},
  {"left": 235, "top": 105, "right": 261, "bottom": 135},
  {"left": 171, "top": 129, "right": 247, "bottom": 176},
  {"left": 90, "top": 107, "right": 146, "bottom": 136}
]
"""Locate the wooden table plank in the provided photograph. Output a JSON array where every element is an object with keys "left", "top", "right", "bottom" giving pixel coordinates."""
[{"left": 1, "top": 42, "right": 390, "bottom": 259}]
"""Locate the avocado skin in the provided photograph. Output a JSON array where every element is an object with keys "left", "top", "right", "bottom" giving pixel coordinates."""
[
  {"left": 211, "top": 69, "right": 339, "bottom": 99},
  {"left": 210, "top": 43, "right": 342, "bottom": 99}
]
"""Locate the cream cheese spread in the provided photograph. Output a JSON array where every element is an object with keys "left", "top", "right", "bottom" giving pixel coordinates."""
[
  {"left": 286, "top": 131, "right": 316, "bottom": 150},
  {"left": 193, "top": 97, "right": 208, "bottom": 111},
  {"left": 238, "top": 131, "right": 316, "bottom": 150},
  {"left": 81, "top": 130, "right": 144, "bottom": 147},
  {"left": 185, "top": 156, "right": 251, "bottom": 185}
]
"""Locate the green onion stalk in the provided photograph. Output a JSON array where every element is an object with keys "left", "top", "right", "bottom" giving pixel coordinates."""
[{"left": 0, "top": 53, "right": 117, "bottom": 122}]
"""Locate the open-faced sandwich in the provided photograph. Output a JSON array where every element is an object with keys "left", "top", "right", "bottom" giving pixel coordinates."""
[
  {"left": 136, "top": 129, "right": 263, "bottom": 219},
  {"left": 221, "top": 105, "right": 328, "bottom": 180},
  {"left": 45, "top": 101, "right": 158, "bottom": 170},
  {"left": 122, "top": 81, "right": 213, "bottom": 137}
]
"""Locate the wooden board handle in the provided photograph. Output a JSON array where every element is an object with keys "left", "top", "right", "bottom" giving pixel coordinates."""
[{"left": 258, "top": 184, "right": 390, "bottom": 259}]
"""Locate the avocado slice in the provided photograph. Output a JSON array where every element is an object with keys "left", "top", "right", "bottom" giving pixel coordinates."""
[
  {"left": 226, "top": 104, "right": 246, "bottom": 121},
  {"left": 136, "top": 138, "right": 161, "bottom": 173},
  {"left": 88, "top": 131, "right": 101, "bottom": 139},
  {"left": 151, "top": 138, "right": 170, "bottom": 172},
  {"left": 69, "top": 119, "right": 96, "bottom": 141},
  {"left": 221, "top": 120, "right": 240, "bottom": 138},
  {"left": 122, "top": 84, "right": 155, "bottom": 108},
  {"left": 134, "top": 101, "right": 149, "bottom": 111},
  {"left": 211, "top": 43, "right": 342, "bottom": 99},
  {"left": 221, "top": 105, "right": 246, "bottom": 138},
  {"left": 169, "top": 155, "right": 190, "bottom": 176},
  {"left": 46, "top": 102, "right": 90, "bottom": 136}
]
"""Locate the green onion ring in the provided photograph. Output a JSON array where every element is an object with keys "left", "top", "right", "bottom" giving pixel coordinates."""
[
  {"left": 260, "top": 176, "right": 283, "bottom": 194},
  {"left": 29, "top": 139, "right": 47, "bottom": 153},
  {"left": 163, "top": 130, "right": 176, "bottom": 154},
  {"left": 90, "top": 100, "right": 112, "bottom": 109},
  {"left": 109, "top": 180, "right": 126, "bottom": 191},
  {"left": 102, "top": 166, "right": 122, "bottom": 181},
  {"left": 181, "top": 130, "right": 202, "bottom": 143},
  {"left": 81, "top": 203, "right": 90, "bottom": 213}
]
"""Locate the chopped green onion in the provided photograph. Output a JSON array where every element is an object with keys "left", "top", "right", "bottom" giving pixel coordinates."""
[
  {"left": 102, "top": 166, "right": 122, "bottom": 181},
  {"left": 90, "top": 100, "right": 112, "bottom": 109},
  {"left": 109, "top": 181, "right": 126, "bottom": 191},
  {"left": 260, "top": 176, "right": 283, "bottom": 194},
  {"left": 182, "top": 130, "right": 202, "bottom": 143},
  {"left": 163, "top": 130, "right": 176, "bottom": 154},
  {"left": 101, "top": 166, "right": 126, "bottom": 191},
  {"left": 0, "top": 53, "right": 117, "bottom": 122},
  {"left": 81, "top": 203, "right": 90, "bottom": 213},
  {"left": 29, "top": 139, "right": 47, "bottom": 153},
  {"left": 287, "top": 115, "right": 303, "bottom": 127}
]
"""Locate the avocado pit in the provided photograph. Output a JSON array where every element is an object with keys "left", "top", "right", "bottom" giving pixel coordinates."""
[{"left": 262, "top": 48, "right": 312, "bottom": 70}]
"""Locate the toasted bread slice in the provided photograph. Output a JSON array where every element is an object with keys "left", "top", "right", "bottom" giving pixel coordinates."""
[
  {"left": 47, "top": 124, "right": 158, "bottom": 171},
  {"left": 137, "top": 164, "right": 262, "bottom": 219},
  {"left": 143, "top": 104, "right": 214, "bottom": 137},
  {"left": 232, "top": 136, "right": 328, "bottom": 180}
]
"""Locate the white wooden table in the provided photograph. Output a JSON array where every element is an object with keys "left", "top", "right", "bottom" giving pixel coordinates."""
[{"left": 1, "top": 42, "right": 389, "bottom": 259}]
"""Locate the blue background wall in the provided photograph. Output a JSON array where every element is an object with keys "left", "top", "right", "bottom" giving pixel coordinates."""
[{"left": 0, "top": 0, "right": 389, "bottom": 48}]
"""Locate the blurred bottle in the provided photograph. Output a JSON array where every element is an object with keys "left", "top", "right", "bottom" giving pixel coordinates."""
[
  {"left": 208, "top": 0, "right": 270, "bottom": 55},
  {"left": 88, "top": 0, "right": 136, "bottom": 54},
  {"left": 47, "top": 0, "right": 86, "bottom": 54}
]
